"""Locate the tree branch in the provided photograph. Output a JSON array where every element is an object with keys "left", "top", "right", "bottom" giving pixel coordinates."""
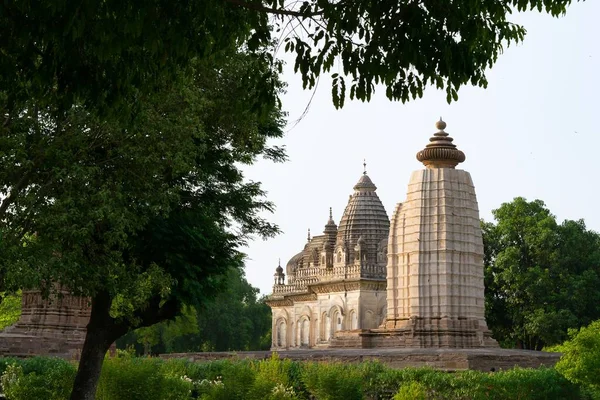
[{"left": 222, "top": 0, "right": 324, "bottom": 17}]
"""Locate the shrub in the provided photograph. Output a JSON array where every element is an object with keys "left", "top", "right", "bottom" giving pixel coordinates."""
[
  {"left": 553, "top": 320, "right": 600, "bottom": 398},
  {"left": 1, "top": 359, "right": 76, "bottom": 400},
  {"left": 302, "top": 362, "right": 363, "bottom": 400},
  {"left": 393, "top": 381, "right": 427, "bottom": 400},
  {"left": 248, "top": 355, "right": 298, "bottom": 400},
  {"left": 96, "top": 356, "right": 191, "bottom": 400}
]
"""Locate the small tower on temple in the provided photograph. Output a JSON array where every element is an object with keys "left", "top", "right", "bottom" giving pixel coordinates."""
[
  {"left": 322, "top": 208, "right": 337, "bottom": 268},
  {"left": 273, "top": 259, "right": 285, "bottom": 286},
  {"left": 374, "top": 118, "right": 498, "bottom": 348}
]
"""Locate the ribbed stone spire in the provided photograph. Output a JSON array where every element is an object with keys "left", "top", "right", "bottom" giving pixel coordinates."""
[
  {"left": 337, "top": 173, "right": 389, "bottom": 265},
  {"left": 416, "top": 118, "right": 466, "bottom": 168}
]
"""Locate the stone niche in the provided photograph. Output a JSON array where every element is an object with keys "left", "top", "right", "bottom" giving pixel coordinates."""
[{"left": 0, "top": 289, "right": 90, "bottom": 358}]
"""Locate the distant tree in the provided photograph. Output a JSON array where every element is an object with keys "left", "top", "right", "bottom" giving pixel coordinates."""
[
  {"left": 0, "top": 0, "right": 582, "bottom": 114},
  {"left": 483, "top": 197, "right": 600, "bottom": 349},
  {"left": 0, "top": 291, "right": 21, "bottom": 331},
  {"left": 119, "top": 267, "right": 272, "bottom": 354},
  {"left": 0, "top": 46, "right": 285, "bottom": 399}
]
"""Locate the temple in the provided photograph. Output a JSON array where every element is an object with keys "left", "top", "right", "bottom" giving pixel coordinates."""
[
  {"left": 0, "top": 289, "right": 90, "bottom": 358},
  {"left": 268, "top": 119, "right": 498, "bottom": 349},
  {"left": 266, "top": 166, "right": 390, "bottom": 349}
]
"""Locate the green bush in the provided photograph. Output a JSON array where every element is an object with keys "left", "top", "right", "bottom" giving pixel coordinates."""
[
  {"left": 1, "top": 359, "right": 76, "bottom": 400},
  {"left": 302, "top": 362, "right": 364, "bottom": 400},
  {"left": 393, "top": 381, "right": 427, "bottom": 400},
  {"left": 248, "top": 355, "right": 298, "bottom": 400},
  {"left": 387, "top": 367, "right": 582, "bottom": 400},
  {"left": 96, "top": 356, "right": 191, "bottom": 400},
  {"left": 552, "top": 320, "right": 600, "bottom": 398},
  {"left": 0, "top": 355, "right": 592, "bottom": 400}
]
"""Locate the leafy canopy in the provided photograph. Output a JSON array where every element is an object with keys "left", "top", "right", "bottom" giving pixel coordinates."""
[
  {"left": 552, "top": 320, "right": 600, "bottom": 395},
  {"left": 0, "top": 47, "right": 285, "bottom": 331},
  {"left": 483, "top": 197, "right": 600, "bottom": 349},
  {"left": 0, "top": 0, "right": 582, "bottom": 113}
]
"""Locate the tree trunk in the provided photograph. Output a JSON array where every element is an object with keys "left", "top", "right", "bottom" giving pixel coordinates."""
[
  {"left": 69, "top": 292, "right": 124, "bottom": 400},
  {"left": 69, "top": 292, "right": 179, "bottom": 399}
]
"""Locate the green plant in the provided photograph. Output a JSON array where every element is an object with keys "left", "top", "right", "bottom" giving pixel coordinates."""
[
  {"left": 0, "top": 360, "right": 76, "bottom": 400},
  {"left": 248, "top": 355, "right": 297, "bottom": 400},
  {"left": 552, "top": 321, "right": 600, "bottom": 398},
  {"left": 96, "top": 357, "right": 191, "bottom": 400},
  {"left": 302, "top": 362, "right": 363, "bottom": 400},
  {"left": 393, "top": 381, "right": 428, "bottom": 400}
]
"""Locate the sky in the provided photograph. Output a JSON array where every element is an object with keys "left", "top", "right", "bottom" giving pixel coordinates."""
[{"left": 243, "top": 1, "right": 600, "bottom": 296}]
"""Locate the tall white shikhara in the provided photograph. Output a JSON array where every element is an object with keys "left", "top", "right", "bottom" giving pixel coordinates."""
[{"left": 379, "top": 119, "right": 497, "bottom": 348}]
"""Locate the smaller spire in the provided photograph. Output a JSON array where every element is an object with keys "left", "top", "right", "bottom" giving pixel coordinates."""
[
  {"left": 329, "top": 207, "right": 333, "bottom": 219},
  {"left": 363, "top": 159, "right": 367, "bottom": 175},
  {"left": 307, "top": 228, "right": 311, "bottom": 242},
  {"left": 276, "top": 258, "right": 283, "bottom": 274}
]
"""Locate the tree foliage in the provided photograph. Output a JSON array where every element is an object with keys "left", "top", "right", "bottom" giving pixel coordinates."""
[
  {"left": 0, "top": 0, "right": 583, "bottom": 113},
  {"left": 0, "top": 291, "right": 21, "bottom": 331},
  {"left": 483, "top": 197, "right": 600, "bottom": 349},
  {"left": 119, "top": 267, "right": 272, "bottom": 354},
  {"left": 552, "top": 320, "right": 600, "bottom": 396},
  {"left": 0, "top": 45, "right": 285, "bottom": 399}
]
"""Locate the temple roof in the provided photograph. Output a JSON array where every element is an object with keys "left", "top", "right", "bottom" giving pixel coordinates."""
[{"left": 336, "top": 173, "right": 389, "bottom": 264}]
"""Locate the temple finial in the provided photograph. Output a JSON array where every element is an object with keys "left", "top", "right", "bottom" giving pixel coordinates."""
[
  {"left": 363, "top": 159, "right": 367, "bottom": 175},
  {"left": 329, "top": 207, "right": 333, "bottom": 219},
  {"left": 436, "top": 117, "right": 447, "bottom": 131},
  {"left": 307, "top": 228, "right": 311, "bottom": 242},
  {"left": 416, "top": 118, "right": 465, "bottom": 168}
]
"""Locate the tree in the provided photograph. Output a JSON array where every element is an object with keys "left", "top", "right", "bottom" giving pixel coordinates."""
[
  {"left": 552, "top": 320, "right": 600, "bottom": 396},
  {"left": 483, "top": 197, "right": 600, "bottom": 349},
  {"left": 119, "top": 267, "right": 272, "bottom": 354},
  {"left": 0, "top": 291, "right": 21, "bottom": 330},
  {"left": 0, "top": 0, "right": 582, "bottom": 115},
  {"left": 0, "top": 46, "right": 285, "bottom": 399}
]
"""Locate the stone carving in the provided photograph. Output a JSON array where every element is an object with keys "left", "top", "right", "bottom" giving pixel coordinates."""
[
  {"left": 269, "top": 119, "right": 498, "bottom": 349},
  {"left": 0, "top": 288, "right": 90, "bottom": 358},
  {"left": 267, "top": 169, "right": 390, "bottom": 349}
]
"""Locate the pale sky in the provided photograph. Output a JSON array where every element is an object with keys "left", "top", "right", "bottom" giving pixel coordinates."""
[{"left": 243, "top": 1, "right": 600, "bottom": 296}]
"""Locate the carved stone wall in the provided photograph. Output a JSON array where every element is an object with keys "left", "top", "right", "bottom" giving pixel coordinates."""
[{"left": 0, "top": 289, "right": 90, "bottom": 358}]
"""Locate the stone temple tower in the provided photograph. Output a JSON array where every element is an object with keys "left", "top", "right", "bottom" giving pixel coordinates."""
[
  {"left": 369, "top": 119, "right": 498, "bottom": 348},
  {"left": 267, "top": 169, "right": 389, "bottom": 349}
]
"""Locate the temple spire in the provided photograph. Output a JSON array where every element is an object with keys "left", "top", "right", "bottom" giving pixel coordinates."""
[
  {"left": 307, "top": 228, "right": 311, "bottom": 242},
  {"left": 363, "top": 159, "right": 367, "bottom": 175}
]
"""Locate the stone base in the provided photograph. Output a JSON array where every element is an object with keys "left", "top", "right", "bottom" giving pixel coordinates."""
[
  {"left": 160, "top": 348, "right": 560, "bottom": 372},
  {"left": 329, "top": 318, "right": 498, "bottom": 349},
  {"left": 0, "top": 333, "right": 85, "bottom": 359}
]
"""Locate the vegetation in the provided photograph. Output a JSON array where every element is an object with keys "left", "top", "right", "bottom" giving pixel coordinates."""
[
  {"left": 0, "top": 0, "right": 584, "bottom": 114},
  {"left": 0, "top": 45, "right": 286, "bottom": 399},
  {"left": 118, "top": 267, "right": 272, "bottom": 354},
  {"left": 0, "top": 0, "right": 588, "bottom": 397},
  {"left": 482, "top": 197, "right": 600, "bottom": 349},
  {"left": 0, "top": 354, "right": 590, "bottom": 400},
  {"left": 550, "top": 320, "right": 600, "bottom": 398},
  {"left": 0, "top": 291, "right": 21, "bottom": 330}
]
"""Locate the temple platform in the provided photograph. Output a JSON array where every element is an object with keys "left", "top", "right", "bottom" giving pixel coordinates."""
[{"left": 160, "top": 348, "right": 560, "bottom": 372}]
